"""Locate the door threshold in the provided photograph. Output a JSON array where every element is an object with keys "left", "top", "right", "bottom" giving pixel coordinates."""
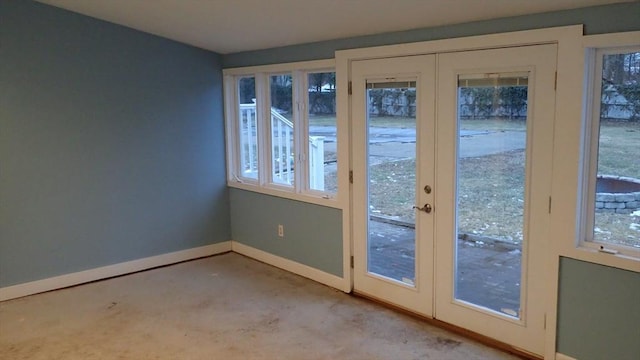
[{"left": 352, "top": 290, "right": 542, "bottom": 360}]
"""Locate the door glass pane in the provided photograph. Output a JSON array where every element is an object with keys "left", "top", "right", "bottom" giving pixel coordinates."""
[
  {"left": 308, "top": 72, "right": 337, "bottom": 194},
  {"left": 455, "top": 73, "right": 529, "bottom": 318},
  {"left": 238, "top": 76, "right": 258, "bottom": 179},
  {"left": 270, "top": 74, "right": 294, "bottom": 186},
  {"left": 591, "top": 51, "right": 640, "bottom": 249},
  {"left": 366, "top": 82, "right": 417, "bottom": 285}
]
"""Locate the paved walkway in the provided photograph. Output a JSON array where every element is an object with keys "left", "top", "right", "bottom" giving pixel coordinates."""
[
  {"left": 368, "top": 220, "right": 522, "bottom": 317},
  {"left": 316, "top": 125, "right": 524, "bottom": 316},
  {"left": 311, "top": 126, "right": 526, "bottom": 159}
]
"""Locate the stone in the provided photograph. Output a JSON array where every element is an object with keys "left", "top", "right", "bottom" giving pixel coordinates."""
[
  {"left": 614, "top": 194, "right": 635, "bottom": 202},
  {"left": 604, "top": 202, "right": 624, "bottom": 209},
  {"left": 616, "top": 208, "right": 633, "bottom": 214},
  {"left": 595, "top": 202, "right": 604, "bottom": 209},
  {"left": 597, "top": 193, "right": 615, "bottom": 202},
  {"left": 597, "top": 208, "right": 616, "bottom": 213},
  {"left": 625, "top": 201, "right": 639, "bottom": 210}
]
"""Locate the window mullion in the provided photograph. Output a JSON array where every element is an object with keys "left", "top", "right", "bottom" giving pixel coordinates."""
[
  {"left": 293, "top": 70, "right": 306, "bottom": 194},
  {"left": 584, "top": 49, "right": 604, "bottom": 246},
  {"left": 256, "top": 73, "right": 270, "bottom": 187}
]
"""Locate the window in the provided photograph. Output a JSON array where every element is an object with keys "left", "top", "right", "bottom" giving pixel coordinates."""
[
  {"left": 269, "top": 73, "right": 294, "bottom": 187},
  {"left": 237, "top": 76, "right": 258, "bottom": 180},
  {"left": 583, "top": 47, "right": 640, "bottom": 257},
  {"left": 224, "top": 61, "right": 337, "bottom": 202},
  {"left": 307, "top": 72, "right": 337, "bottom": 193}
]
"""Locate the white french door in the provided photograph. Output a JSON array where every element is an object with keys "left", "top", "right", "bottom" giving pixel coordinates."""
[
  {"left": 352, "top": 55, "right": 436, "bottom": 316},
  {"left": 351, "top": 45, "right": 557, "bottom": 355}
]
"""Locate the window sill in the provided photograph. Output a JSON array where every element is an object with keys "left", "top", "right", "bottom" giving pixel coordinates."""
[
  {"left": 227, "top": 180, "right": 344, "bottom": 210},
  {"left": 559, "top": 245, "right": 640, "bottom": 273}
]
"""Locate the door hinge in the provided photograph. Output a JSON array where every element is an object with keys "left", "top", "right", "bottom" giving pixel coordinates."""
[
  {"left": 554, "top": 72, "right": 557, "bottom": 90},
  {"left": 350, "top": 255, "right": 354, "bottom": 268},
  {"left": 349, "top": 170, "right": 354, "bottom": 184},
  {"left": 548, "top": 196, "right": 552, "bottom": 214},
  {"left": 543, "top": 313, "right": 547, "bottom": 329},
  {"left": 348, "top": 81, "right": 352, "bottom": 95}
]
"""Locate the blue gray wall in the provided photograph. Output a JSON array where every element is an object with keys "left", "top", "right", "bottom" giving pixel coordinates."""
[
  {"left": 230, "top": 189, "right": 342, "bottom": 277},
  {"left": 0, "top": 1, "right": 230, "bottom": 287},
  {"left": 223, "top": 2, "right": 640, "bottom": 358}
]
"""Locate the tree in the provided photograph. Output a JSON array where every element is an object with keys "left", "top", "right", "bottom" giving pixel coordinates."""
[
  {"left": 239, "top": 77, "right": 255, "bottom": 104},
  {"left": 602, "top": 52, "right": 640, "bottom": 121}
]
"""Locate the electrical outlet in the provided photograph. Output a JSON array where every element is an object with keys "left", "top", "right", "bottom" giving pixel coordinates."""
[{"left": 278, "top": 224, "right": 284, "bottom": 237}]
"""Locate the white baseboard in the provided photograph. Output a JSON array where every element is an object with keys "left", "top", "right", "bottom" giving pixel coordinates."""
[
  {"left": 231, "top": 241, "right": 348, "bottom": 291},
  {"left": 1, "top": 241, "right": 349, "bottom": 302},
  {"left": 0, "top": 241, "right": 232, "bottom": 302},
  {"left": 556, "top": 353, "right": 578, "bottom": 360}
]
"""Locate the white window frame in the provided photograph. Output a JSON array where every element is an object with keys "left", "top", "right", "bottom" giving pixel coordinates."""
[
  {"left": 223, "top": 59, "right": 342, "bottom": 208},
  {"left": 571, "top": 31, "right": 640, "bottom": 271}
]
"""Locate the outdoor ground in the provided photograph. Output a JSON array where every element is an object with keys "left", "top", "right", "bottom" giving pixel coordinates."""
[
  {"left": 314, "top": 116, "right": 640, "bottom": 248},
  {"left": 308, "top": 115, "right": 637, "bottom": 317}
]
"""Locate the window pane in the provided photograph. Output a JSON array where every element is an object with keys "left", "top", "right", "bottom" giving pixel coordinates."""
[
  {"left": 308, "top": 72, "right": 337, "bottom": 193},
  {"left": 238, "top": 76, "right": 257, "bottom": 179},
  {"left": 270, "top": 74, "right": 294, "bottom": 186},
  {"left": 455, "top": 74, "right": 528, "bottom": 317},
  {"left": 592, "top": 51, "right": 640, "bottom": 249}
]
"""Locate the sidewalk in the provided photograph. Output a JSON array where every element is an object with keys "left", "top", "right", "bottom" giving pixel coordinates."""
[{"left": 368, "top": 220, "right": 522, "bottom": 316}]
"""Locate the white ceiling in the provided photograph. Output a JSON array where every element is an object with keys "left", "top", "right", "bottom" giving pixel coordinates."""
[{"left": 38, "top": 0, "right": 632, "bottom": 54}]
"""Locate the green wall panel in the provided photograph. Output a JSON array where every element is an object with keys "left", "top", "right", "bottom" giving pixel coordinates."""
[
  {"left": 230, "top": 189, "right": 342, "bottom": 277},
  {"left": 557, "top": 257, "right": 640, "bottom": 360}
]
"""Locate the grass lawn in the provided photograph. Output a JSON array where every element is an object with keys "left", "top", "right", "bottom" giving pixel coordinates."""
[
  {"left": 593, "top": 120, "right": 640, "bottom": 247},
  {"left": 314, "top": 115, "right": 638, "bottom": 247},
  {"left": 363, "top": 119, "right": 639, "bottom": 248}
]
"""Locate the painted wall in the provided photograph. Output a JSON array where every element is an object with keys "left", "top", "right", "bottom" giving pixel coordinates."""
[
  {"left": 230, "top": 189, "right": 342, "bottom": 277},
  {"left": 222, "top": 2, "right": 640, "bottom": 358},
  {"left": 223, "top": 2, "right": 640, "bottom": 68},
  {"left": 0, "top": 1, "right": 230, "bottom": 287},
  {"left": 557, "top": 258, "right": 640, "bottom": 360}
]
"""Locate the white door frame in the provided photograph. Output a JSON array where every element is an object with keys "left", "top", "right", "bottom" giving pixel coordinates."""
[{"left": 336, "top": 25, "right": 584, "bottom": 359}]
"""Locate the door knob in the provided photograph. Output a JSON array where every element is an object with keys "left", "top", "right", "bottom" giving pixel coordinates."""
[{"left": 413, "top": 203, "right": 432, "bottom": 213}]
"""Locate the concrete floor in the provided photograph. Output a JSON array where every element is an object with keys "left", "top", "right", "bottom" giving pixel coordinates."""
[{"left": 0, "top": 253, "right": 520, "bottom": 360}]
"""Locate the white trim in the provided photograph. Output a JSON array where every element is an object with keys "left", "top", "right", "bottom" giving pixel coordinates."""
[
  {"left": 223, "top": 59, "right": 335, "bottom": 75},
  {"left": 0, "top": 242, "right": 232, "bottom": 302},
  {"left": 227, "top": 182, "right": 343, "bottom": 209},
  {"left": 335, "top": 49, "right": 353, "bottom": 294},
  {"left": 583, "top": 31, "right": 640, "bottom": 48},
  {"left": 556, "top": 353, "right": 578, "bottom": 360},
  {"left": 231, "top": 241, "right": 348, "bottom": 292},
  {"left": 336, "top": 25, "right": 583, "bottom": 62}
]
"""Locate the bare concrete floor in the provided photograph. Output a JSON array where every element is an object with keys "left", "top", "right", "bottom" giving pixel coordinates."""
[{"left": 0, "top": 253, "right": 520, "bottom": 360}]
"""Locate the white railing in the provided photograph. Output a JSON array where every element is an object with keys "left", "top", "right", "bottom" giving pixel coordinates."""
[
  {"left": 238, "top": 103, "right": 324, "bottom": 188},
  {"left": 239, "top": 103, "right": 259, "bottom": 178},
  {"left": 309, "top": 136, "right": 325, "bottom": 190},
  {"left": 270, "top": 110, "right": 294, "bottom": 185}
]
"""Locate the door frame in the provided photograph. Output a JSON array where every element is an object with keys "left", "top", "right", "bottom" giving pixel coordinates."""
[{"left": 336, "top": 25, "right": 584, "bottom": 359}]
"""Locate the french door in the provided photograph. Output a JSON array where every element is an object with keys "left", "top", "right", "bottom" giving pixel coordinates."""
[
  {"left": 352, "top": 55, "right": 436, "bottom": 316},
  {"left": 351, "top": 45, "right": 556, "bottom": 355}
]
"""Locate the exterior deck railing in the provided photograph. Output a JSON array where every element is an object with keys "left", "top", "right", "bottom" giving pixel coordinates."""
[{"left": 239, "top": 103, "right": 324, "bottom": 188}]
